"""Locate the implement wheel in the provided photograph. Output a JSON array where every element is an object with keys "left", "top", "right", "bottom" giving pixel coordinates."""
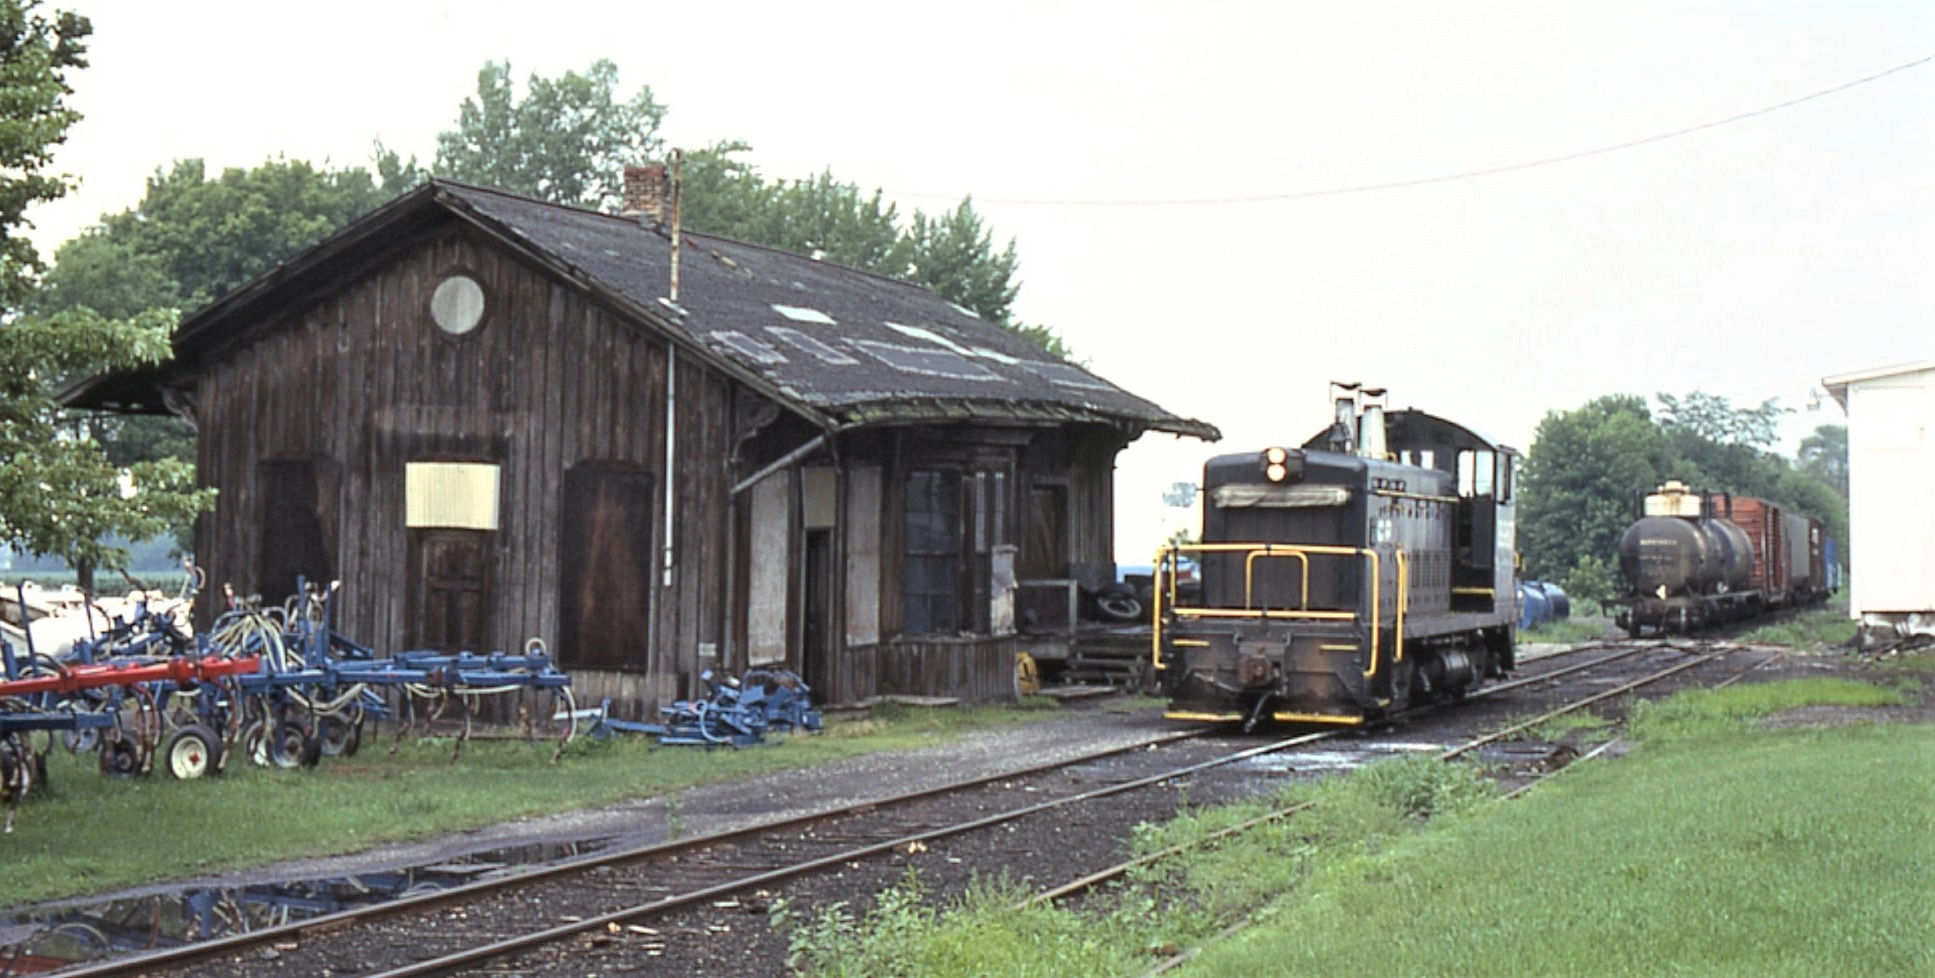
[
  {"left": 163, "top": 724, "right": 223, "bottom": 780},
  {"left": 269, "top": 721, "right": 322, "bottom": 769}
]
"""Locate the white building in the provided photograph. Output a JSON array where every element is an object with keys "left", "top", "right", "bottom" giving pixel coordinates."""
[{"left": 1822, "top": 359, "right": 1935, "bottom": 644}]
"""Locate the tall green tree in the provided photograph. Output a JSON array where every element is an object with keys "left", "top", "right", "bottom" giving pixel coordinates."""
[
  {"left": 1797, "top": 423, "right": 1848, "bottom": 497},
  {"left": 1516, "top": 395, "right": 1677, "bottom": 605},
  {"left": 36, "top": 156, "right": 395, "bottom": 551},
  {"left": 433, "top": 59, "right": 667, "bottom": 211},
  {"left": 45, "top": 157, "right": 397, "bottom": 312},
  {"left": 0, "top": 1, "right": 213, "bottom": 590},
  {"left": 431, "top": 63, "right": 1063, "bottom": 354}
]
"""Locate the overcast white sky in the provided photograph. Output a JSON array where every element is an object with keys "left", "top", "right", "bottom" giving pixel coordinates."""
[{"left": 23, "top": 1, "right": 1933, "bottom": 560}]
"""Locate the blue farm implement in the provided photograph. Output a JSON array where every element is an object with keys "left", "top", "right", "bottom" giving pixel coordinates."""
[
  {"left": 583, "top": 668, "right": 822, "bottom": 747},
  {"left": 212, "top": 580, "right": 579, "bottom": 766}
]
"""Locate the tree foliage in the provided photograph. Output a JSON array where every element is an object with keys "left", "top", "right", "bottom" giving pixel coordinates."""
[
  {"left": 433, "top": 59, "right": 667, "bottom": 211},
  {"left": 1517, "top": 395, "right": 1676, "bottom": 605},
  {"left": 432, "top": 64, "right": 1062, "bottom": 354},
  {"left": 1797, "top": 424, "right": 1847, "bottom": 497},
  {"left": 1518, "top": 390, "right": 1849, "bottom": 608},
  {"left": 0, "top": 1, "right": 213, "bottom": 585},
  {"left": 36, "top": 157, "right": 394, "bottom": 551},
  {"left": 43, "top": 157, "right": 398, "bottom": 313}
]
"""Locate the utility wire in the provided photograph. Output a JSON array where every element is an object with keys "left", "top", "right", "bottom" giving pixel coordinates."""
[{"left": 890, "top": 52, "right": 1934, "bottom": 208}]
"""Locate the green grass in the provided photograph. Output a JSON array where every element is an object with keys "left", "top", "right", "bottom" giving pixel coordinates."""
[
  {"left": 1624, "top": 677, "right": 1905, "bottom": 741},
  {"left": 1517, "top": 708, "right": 1614, "bottom": 743},
  {"left": 0, "top": 700, "right": 1062, "bottom": 906},
  {"left": 778, "top": 678, "right": 1929, "bottom": 978},
  {"left": 1740, "top": 605, "right": 1860, "bottom": 649},
  {"left": 1186, "top": 723, "right": 1932, "bottom": 978},
  {"left": 1520, "top": 615, "right": 1615, "bottom": 644}
]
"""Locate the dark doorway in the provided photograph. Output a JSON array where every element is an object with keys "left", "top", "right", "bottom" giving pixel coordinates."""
[
  {"left": 558, "top": 466, "right": 655, "bottom": 671},
  {"left": 408, "top": 529, "right": 493, "bottom": 652},
  {"left": 1019, "top": 483, "right": 1067, "bottom": 580},
  {"left": 257, "top": 459, "right": 331, "bottom": 609},
  {"left": 802, "top": 528, "right": 833, "bottom": 693}
]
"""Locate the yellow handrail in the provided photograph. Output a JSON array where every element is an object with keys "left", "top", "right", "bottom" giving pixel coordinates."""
[
  {"left": 1244, "top": 550, "right": 1311, "bottom": 609},
  {"left": 1156, "top": 542, "right": 1410, "bottom": 683}
]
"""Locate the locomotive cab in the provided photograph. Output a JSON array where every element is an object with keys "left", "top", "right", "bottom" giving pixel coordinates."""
[{"left": 1156, "top": 385, "right": 1518, "bottom": 727}]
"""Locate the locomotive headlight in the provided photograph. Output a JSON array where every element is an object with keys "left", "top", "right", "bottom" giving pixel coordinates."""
[{"left": 1263, "top": 447, "right": 1289, "bottom": 482}]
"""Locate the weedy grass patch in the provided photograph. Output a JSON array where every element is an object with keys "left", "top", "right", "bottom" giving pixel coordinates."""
[
  {"left": 1739, "top": 605, "right": 1859, "bottom": 649},
  {"left": 1186, "top": 721, "right": 1932, "bottom": 978},
  {"left": 0, "top": 699, "right": 1068, "bottom": 906},
  {"left": 777, "top": 755, "right": 1498, "bottom": 978},
  {"left": 1521, "top": 616, "right": 1616, "bottom": 645}
]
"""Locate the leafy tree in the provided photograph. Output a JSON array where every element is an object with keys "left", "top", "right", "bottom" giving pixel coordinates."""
[
  {"left": 431, "top": 64, "right": 1062, "bottom": 353},
  {"left": 36, "top": 156, "right": 394, "bottom": 551},
  {"left": 0, "top": 1, "right": 214, "bottom": 590},
  {"left": 433, "top": 59, "right": 667, "bottom": 211},
  {"left": 1797, "top": 424, "right": 1847, "bottom": 497},
  {"left": 1516, "top": 395, "right": 1677, "bottom": 589},
  {"left": 49, "top": 157, "right": 395, "bottom": 311},
  {"left": 1655, "top": 391, "right": 1785, "bottom": 448}
]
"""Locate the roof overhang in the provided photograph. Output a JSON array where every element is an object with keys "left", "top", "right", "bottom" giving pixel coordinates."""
[{"left": 1822, "top": 359, "right": 1935, "bottom": 410}]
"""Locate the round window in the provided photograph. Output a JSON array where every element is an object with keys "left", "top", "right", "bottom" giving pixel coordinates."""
[{"left": 430, "top": 274, "right": 486, "bottom": 335}]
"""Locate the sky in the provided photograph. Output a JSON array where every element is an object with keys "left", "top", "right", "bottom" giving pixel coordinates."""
[{"left": 22, "top": 1, "right": 1934, "bottom": 561}]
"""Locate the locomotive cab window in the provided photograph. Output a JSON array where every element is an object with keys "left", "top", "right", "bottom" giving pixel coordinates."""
[{"left": 1457, "top": 450, "right": 1496, "bottom": 498}]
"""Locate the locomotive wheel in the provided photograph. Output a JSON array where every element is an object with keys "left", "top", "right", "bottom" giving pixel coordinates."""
[
  {"left": 268, "top": 721, "right": 322, "bottom": 769},
  {"left": 163, "top": 725, "right": 223, "bottom": 780}
]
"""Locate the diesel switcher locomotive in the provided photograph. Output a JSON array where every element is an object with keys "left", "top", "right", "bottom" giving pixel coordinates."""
[{"left": 1155, "top": 385, "right": 1519, "bottom": 727}]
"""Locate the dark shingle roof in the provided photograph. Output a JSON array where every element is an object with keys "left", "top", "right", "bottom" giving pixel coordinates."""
[
  {"left": 439, "top": 183, "right": 1216, "bottom": 439},
  {"left": 66, "top": 180, "right": 1219, "bottom": 441}
]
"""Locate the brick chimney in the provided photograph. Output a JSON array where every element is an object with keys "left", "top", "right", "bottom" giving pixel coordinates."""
[{"left": 622, "top": 165, "right": 670, "bottom": 222}]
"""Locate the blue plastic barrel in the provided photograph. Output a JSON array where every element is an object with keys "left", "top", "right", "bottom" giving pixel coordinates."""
[{"left": 1516, "top": 582, "right": 1550, "bottom": 630}]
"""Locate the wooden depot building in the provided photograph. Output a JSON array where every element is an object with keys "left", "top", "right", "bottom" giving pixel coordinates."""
[{"left": 64, "top": 172, "right": 1219, "bottom": 716}]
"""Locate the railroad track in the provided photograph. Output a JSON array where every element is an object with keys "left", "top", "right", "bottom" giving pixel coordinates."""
[{"left": 25, "top": 639, "right": 1758, "bottom": 978}]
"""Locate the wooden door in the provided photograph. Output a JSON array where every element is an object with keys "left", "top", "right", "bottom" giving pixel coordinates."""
[
  {"left": 557, "top": 466, "right": 655, "bottom": 671},
  {"left": 409, "top": 529, "right": 493, "bottom": 652},
  {"left": 256, "top": 459, "right": 331, "bottom": 609}
]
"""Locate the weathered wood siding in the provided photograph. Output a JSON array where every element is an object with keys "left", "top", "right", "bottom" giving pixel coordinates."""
[
  {"left": 876, "top": 635, "right": 1022, "bottom": 703},
  {"left": 191, "top": 225, "right": 731, "bottom": 716}
]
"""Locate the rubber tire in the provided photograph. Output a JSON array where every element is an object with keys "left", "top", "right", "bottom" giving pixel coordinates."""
[
  {"left": 1096, "top": 593, "right": 1143, "bottom": 621},
  {"left": 269, "top": 721, "right": 323, "bottom": 769},
  {"left": 318, "top": 716, "right": 355, "bottom": 757},
  {"left": 163, "top": 724, "right": 223, "bottom": 780},
  {"left": 100, "top": 738, "right": 141, "bottom": 778}
]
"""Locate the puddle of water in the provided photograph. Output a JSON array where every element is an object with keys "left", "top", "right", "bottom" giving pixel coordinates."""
[
  {"left": 0, "top": 837, "right": 610, "bottom": 974},
  {"left": 1237, "top": 741, "right": 1449, "bottom": 775}
]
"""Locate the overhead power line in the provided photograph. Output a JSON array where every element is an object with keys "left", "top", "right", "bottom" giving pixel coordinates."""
[{"left": 892, "top": 52, "right": 1933, "bottom": 208}]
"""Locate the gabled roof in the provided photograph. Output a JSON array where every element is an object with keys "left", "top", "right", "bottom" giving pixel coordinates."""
[
  {"left": 64, "top": 179, "right": 1219, "bottom": 442},
  {"left": 1822, "top": 359, "right": 1935, "bottom": 409}
]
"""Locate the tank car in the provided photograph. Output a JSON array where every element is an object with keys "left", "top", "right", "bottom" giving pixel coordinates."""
[
  {"left": 1615, "top": 482, "right": 1835, "bottom": 636},
  {"left": 1154, "top": 384, "right": 1519, "bottom": 728}
]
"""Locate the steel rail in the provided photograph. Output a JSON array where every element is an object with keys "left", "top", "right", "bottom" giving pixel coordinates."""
[
  {"left": 46, "top": 726, "right": 1210, "bottom": 978},
  {"left": 362, "top": 728, "right": 1346, "bottom": 978}
]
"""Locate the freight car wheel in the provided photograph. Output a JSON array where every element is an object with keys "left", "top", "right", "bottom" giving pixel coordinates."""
[{"left": 163, "top": 724, "right": 223, "bottom": 780}]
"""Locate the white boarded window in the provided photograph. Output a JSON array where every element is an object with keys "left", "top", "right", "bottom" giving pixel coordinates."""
[{"left": 406, "top": 462, "right": 501, "bottom": 530}]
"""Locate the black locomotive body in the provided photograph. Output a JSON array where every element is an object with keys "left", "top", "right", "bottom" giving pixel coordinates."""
[{"left": 1156, "top": 386, "right": 1519, "bottom": 727}]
